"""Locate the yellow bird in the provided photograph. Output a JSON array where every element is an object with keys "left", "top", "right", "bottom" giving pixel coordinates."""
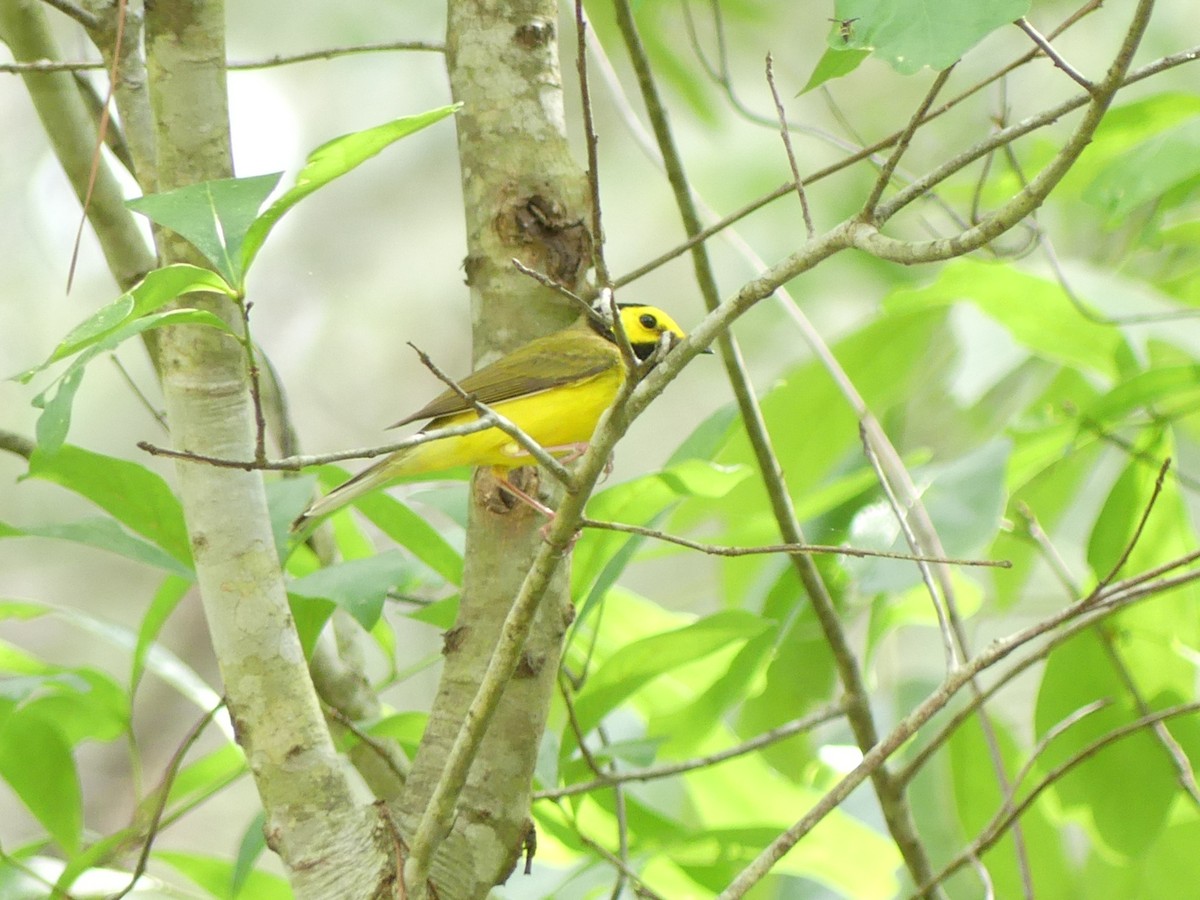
[{"left": 293, "top": 304, "right": 691, "bottom": 529}]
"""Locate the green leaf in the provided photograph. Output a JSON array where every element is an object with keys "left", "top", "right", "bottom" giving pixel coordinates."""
[
  {"left": 1083, "top": 117, "right": 1200, "bottom": 226},
  {"left": 0, "top": 600, "right": 49, "bottom": 622},
  {"left": 800, "top": 46, "right": 869, "bottom": 94},
  {"left": 886, "top": 260, "right": 1127, "bottom": 379},
  {"left": 241, "top": 105, "right": 460, "bottom": 272},
  {"left": 366, "top": 712, "right": 429, "bottom": 760},
  {"left": 948, "top": 714, "right": 1073, "bottom": 898},
  {"left": 0, "top": 518, "right": 194, "bottom": 578},
  {"left": 573, "top": 459, "right": 749, "bottom": 623},
  {"left": 132, "top": 575, "right": 194, "bottom": 694},
  {"left": 833, "top": 0, "right": 1030, "bottom": 74},
  {"left": 27, "top": 446, "right": 192, "bottom": 566},
  {"left": 29, "top": 306, "right": 235, "bottom": 454},
  {"left": 0, "top": 638, "right": 54, "bottom": 674},
  {"left": 0, "top": 708, "right": 82, "bottom": 855},
  {"left": 156, "top": 850, "right": 292, "bottom": 900},
  {"left": 355, "top": 491, "right": 464, "bottom": 586},
  {"left": 406, "top": 594, "right": 460, "bottom": 630},
  {"left": 232, "top": 811, "right": 268, "bottom": 898},
  {"left": 1087, "top": 456, "right": 1160, "bottom": 580},
  {"left": 14, "top": 264, "right": 235, "bottom": 380},
  {"left": 574, "top": 610, "right": 771, "bottom": 735},
  {"left": 286, "top": 594, "right": 337, "bottom": 659},
  {"left": 1082, "top": 365, "right": 1200, "bottom": 427},
  {"left": 265, "top": 475, "right": 318, "bottom": 563},
  {"left": 127, "top": 174, "right": 283, "bottom": 287},
  {"left": 289, "top": 551, "right": 414, "bottom": 631},
  {"left": 1034, "top": 633, "right": 1178, "bottom": 856},
  {"left": 32, "top": 366, "right": 83, "bottom": 453},
  {"left": 166, "top": 743, "right": 246, "bottom": 812},
  {"left": 6, "top": 667, "right": 129, "bottom": 745}
]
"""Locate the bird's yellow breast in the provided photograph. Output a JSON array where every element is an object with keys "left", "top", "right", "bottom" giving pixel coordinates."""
[{"left": 394, "top": 365, "right": 626, "bottom": 474}]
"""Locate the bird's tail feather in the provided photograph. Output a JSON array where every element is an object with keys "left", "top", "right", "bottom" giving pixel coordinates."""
[{"left": 291, "top": 454, "right": 397, "bottom": 532}]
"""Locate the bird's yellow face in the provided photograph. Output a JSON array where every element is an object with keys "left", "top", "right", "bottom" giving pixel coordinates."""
[{"left": 616, "top": 304, "right": 689, "bottom": 361}]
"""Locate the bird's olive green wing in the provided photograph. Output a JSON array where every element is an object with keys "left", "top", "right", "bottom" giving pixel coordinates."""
[{"left": 391, "top": 327, "right": 621, "bottom": 428}]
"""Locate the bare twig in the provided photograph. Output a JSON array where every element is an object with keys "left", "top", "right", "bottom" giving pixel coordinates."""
[
  {"left": 859, "top": 424, "right": 959, "bottom": 669},
  {"left": 1015, "top": 17, "right": 1094, "bottom": 91},
  {"left": 39, "top": 0, "right": 99, "bottom": 28},
  {"left": 237, "top": 302, "right": 269, "bottom": 465},
  {"left": 574, "top": 2, "right": 610, "bottom": 287},
  {"left": 511, "top": 258, "right": 595, "bottom": 319},
  {"left": 1084, "top": 457, "right": 1171, "bottom": 603},
  {"left": 66, "top": 0, "right": 126, "bottom": 294},
  {"left": 717, "top": 551, "right": 1188, "bottom": 899},
  {"left": 1019, "top": 504, "right": 1200, "bottom": 807},
  {"left": 574, "top": 829, "right": 666, "bottom": 900},
  {"left": 861, "top": 65, "right": 955, "bottom": 217},
  {"left": 580, "top": 516, "right": 1010, "bottom": 567},
  {"left": 535, "top": 700, "right": 847, "bottom": 800},
  {"left": 611, "top": 0, "right": 938, "bottom": 891},
  {"left": 765, "top": 53, "right": 814, "bottom": 239},
  {"left": 616, "top": 5, "right": 1165, "bottom": 289},
  {"left": 137, "top": 415, "right": 503, "bottom": 470},
  {"left": 110, "top": 356, "right": 167, "bottom": 429},
  {"left": 229, "top": 39, "right": 444, "bottom": 69},
  {"left": 0, "top": 39, "right": 445, "bottom": 75},
  {"left": 112, "top": 701, "right": 226, "bottom": 900},
  {"left": 0, "top": 429, "right": 36, "bottom": 460}
]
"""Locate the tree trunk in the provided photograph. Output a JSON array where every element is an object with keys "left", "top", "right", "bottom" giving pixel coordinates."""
[
  {"left": 141, "top": 2, "right": 384, "bottom": 896},
  {"left": 395, "top": 0, "right": 592, "bottom": 895}
]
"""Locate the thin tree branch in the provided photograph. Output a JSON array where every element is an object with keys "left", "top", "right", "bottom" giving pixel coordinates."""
[
  {"left": 580, "top": 516, "right": 1010, "bottom": 567},
  {"left": 765, "top": 52, "right": 814, "bottom": 239},
  {"left": 616, "top": 7, "right": 1178, "bottom": 289},
  {"left": 535, "top": 700, "right": 847, "bottom": 801},
  {"left": 718, "top": 546, "right": 1192, "bottom": 899},
  {"left": 1085, "top": 457, "right": 1170, "bottom": 602},
  {"left": 38, "top": 0, "right": 99, "bottom": 28},
  {"left": 137, "top": 415, "right": 504, "bottom": 470},
  {"left": 0, "top": 429, "right": 37, "bottom": 460},
  {"left": 861, "top": 65, "right": 955, "bottom": 217},
  {"left": 858, "top": 424, "right": 959, "bottom": 668},
  {"left": 112, "top": 701, "right": 225, "bottom": 900},
  {"left": 574, "top": 2, "right": 609, "bottom": 288},
  {"left": 1014, "top": 17, "right": 1094, "bottom": 91}
]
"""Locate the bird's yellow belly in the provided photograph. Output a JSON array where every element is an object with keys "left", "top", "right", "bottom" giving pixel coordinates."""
[{"left": 400, "top": 367, "right": 626, "bottom": 474}]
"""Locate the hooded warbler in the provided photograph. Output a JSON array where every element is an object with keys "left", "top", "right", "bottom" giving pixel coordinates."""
[{"left": 293, "top": 304, "right": 690, "bottom": 529}]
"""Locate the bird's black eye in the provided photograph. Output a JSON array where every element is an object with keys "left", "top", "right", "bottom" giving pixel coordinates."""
[{"left": 639, "top": 313, "right": 658, "bottom": 330}]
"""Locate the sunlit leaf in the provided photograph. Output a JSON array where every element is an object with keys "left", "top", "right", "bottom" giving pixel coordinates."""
[
  {"left": 574, "top": 610, "right": 770, "bottom": 735},
  {"left": 28, "top": 307, "right": 235, "bottom": 454},
  {"left": 355, "top": 491, "right": 464, "bottom": 586},
  {"left": 886, "top": 261, "right": 1127, "bottom": 379},
  {"left": 156, "top": 849, "right": 292, "bottom": 900}
]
